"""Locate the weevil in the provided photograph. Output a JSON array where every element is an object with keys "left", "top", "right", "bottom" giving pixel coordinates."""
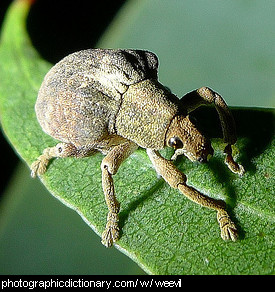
[{"left": 31, "top": 49, "right": 244, "bottom": 247}]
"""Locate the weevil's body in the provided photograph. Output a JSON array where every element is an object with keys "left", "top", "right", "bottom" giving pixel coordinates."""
[
  {"left": 32, "top": 49, "right": 244, "bottom": 247},
  {"left": 36, "top": 49, "right": 179, "bottom": 151}
]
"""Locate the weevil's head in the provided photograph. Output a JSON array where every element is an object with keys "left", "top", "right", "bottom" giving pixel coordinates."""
[{"left": 166, "top": 115, "right": 213, "bottom": 162}]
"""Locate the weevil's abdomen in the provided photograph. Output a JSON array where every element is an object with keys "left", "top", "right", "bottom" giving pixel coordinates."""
[
  {"left": 36, "top": 72, "right": 119, "bottom": 146},
  {"left": 35, "top": 49, "right": 159, "bottom": 147}
]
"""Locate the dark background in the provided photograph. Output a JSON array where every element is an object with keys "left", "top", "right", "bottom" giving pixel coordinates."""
[{"left": 0, "top": 0, "right": 126, "bottom": 197}]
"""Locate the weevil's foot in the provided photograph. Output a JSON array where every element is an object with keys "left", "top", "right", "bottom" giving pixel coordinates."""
[
  {"left": 217, "top": 210, "right": 238, "bottom": 242},
  {"left": 225, "top": 157, "right": 245, "bottom": 177},
  {"left": 101, "top": 227, "right": 120, "bottom": 247},
  {"left": 170, "top": 149, "right": 185, "bottom": 161},
  {"left": 224, "top": 145, "right": 245, "bottom": 177},
  {"left": 30, "top": 157, "right": 49, "bottom": 178},
  {"left": 234, "top": 163, "right": 245, "bottom": 177},
  {"left": 101, "top": 213, "right": 120, "bottom": 247}
]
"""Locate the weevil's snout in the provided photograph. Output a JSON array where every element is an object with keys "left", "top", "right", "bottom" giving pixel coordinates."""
[{"left": 166, "top": 115, "right": 213, "bottom": 162}]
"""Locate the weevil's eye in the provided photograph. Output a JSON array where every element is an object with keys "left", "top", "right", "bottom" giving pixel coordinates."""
[{"left": 168, "top": 137, "right": 183, "bottom": 149}]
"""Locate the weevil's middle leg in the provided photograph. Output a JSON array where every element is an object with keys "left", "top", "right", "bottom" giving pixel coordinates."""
[
  {"left": 180, "top": 87, "right": 244, "bottom": 176},
  {"left": 101, "top": 141, "right": 138, "bottom": 247},
  {"left": 147, "top": 149, "right": 238, "bottom": 241}
]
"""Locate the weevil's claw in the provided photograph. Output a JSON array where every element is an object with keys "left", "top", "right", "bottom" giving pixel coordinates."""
[
  {"left": 235, "top": 164, "right": 245, "bottom": 177},
  {"left": 101, "top": 228, "right": 119, "bottom": 248},
  {"left": 170, "top": 149, "right": 185, "bottom": 161},
  {"left": 224, "top": 144, "right": 245, "bottom": 177},
  {"left": 217, "top": 210, "right": 238, "bottom": 242},
  {"left": 30, "top": 157, "right": 49, "bottom": 178},
  {"left": 170, "top": 154, "right": 177, "bottom": 161},
  {"left": 225, "top": 157, "right": 245, "bottom": 177},
  {"left": 101, "top": 212, "right": 120, "bottom": 247}
]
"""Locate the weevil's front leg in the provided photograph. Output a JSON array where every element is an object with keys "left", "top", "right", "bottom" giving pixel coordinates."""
[
  {"left": 101, "top": 141, "right": 138, "bottom": 247},
  {"left": 147, "top": 149, "right": 238, "bottom": 241},
  {"left": 181, "top": 87, "right": 244, "bottom": 176}
]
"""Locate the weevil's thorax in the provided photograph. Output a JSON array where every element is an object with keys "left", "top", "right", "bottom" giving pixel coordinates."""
[{"left": 115, "top": 79, "right": 179, "bottom": 149}]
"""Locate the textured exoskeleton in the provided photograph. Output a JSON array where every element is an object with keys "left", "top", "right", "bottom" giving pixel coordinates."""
[{"left": 31, "top": 49, "right": 244, "bottom": 247}]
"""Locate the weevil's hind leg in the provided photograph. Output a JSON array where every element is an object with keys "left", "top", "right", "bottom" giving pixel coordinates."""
[
  {"left": 180, "top": 87, "right": 244, "bottom": 176},
  {"left": 101, "top": 141, "right": 138, "bottom": 247},
  {"left": 147, "top": 149, "right": 238, "bottom": 241},
  {"left": 31, "top": 143, "right": 95, "bottom": 177}
]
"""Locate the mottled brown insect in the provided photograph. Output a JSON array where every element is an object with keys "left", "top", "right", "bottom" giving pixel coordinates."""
[{"left": 31, "top": 49, "right": 244, "bottom": 247}]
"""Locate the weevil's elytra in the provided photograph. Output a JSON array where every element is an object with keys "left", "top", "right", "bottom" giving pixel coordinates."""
[{"left": 31, "top": 49, "right": 245, "bottom": 247}]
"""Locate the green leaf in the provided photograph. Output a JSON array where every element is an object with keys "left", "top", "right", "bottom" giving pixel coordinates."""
[{"left": 0, "top": 0, "right": 274, "bottom": 274}]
